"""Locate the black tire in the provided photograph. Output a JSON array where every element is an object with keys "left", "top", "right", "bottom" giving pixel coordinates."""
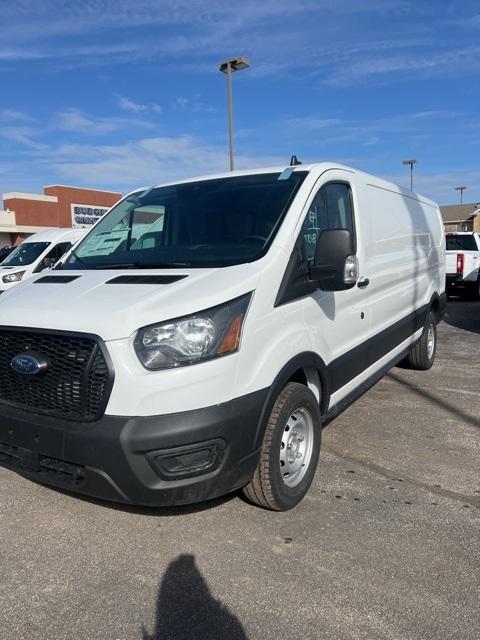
[
  {"left": 404, "top": 310, "right": 437, "bottom": 370},
  {"left": 243, "top": 382, "right": 322, "bottom": 511}
]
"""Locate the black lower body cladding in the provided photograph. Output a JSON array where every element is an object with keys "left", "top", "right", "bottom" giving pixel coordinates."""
[
  {"left": 0, "top": 299, "right": 445, "bottom": 508},
  {"left": 0, "top": 390, "right": 267, "bottom": 507}
]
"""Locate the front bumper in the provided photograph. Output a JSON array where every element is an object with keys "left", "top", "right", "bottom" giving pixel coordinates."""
[{"left": 0, "top": 390, "right": 267, "bottom": 507}]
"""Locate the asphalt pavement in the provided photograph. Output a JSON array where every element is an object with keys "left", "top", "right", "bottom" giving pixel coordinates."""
[{"left": 1, "top": 300, "right": 479, "bottom": 640}]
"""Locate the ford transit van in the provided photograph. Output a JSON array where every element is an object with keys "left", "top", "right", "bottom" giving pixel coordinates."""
[
  {"left": 0, "top": 164, "right": 446, "bottom": 510},
  {"left": 0, "top": 228, "right": 87, "bottom": 292}
]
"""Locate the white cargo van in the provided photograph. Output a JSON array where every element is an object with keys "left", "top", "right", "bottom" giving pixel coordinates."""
[
  {"left": 0, "top": 163, "right": 445, "bottom": 510},
  {"left": 0, "top": 228, "right": 87, "bottom": 293}
]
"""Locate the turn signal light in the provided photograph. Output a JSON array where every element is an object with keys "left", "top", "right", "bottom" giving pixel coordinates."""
[{"left": 218, "top": 314, "right": 243, "bottom": 354}]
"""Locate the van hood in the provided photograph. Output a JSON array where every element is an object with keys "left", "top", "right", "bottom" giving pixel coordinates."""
[{"left": 0, "top": 266, "right": 262, "bottom": 340}]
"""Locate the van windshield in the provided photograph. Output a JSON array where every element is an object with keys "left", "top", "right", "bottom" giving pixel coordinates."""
[
  {"left": 2, "top": 242, "right": 50, "bottom": 267},
  {"left": 62, "top": 172, "right": 307, "bottom": 269}
]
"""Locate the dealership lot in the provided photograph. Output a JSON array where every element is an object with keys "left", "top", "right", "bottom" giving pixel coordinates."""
[{"left": 0, "top": 301, "right": 479, "bottom": 640}]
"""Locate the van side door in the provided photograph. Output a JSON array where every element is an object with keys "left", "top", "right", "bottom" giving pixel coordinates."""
[
  {"left": 360, "top": 183, "right": 440, "bottom": 364},
  {"left": 299, "top": 172, "right": 372, "bottom": 409}
]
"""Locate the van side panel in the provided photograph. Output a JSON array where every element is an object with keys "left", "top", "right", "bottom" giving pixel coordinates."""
[
  {"left": 360, "top": 181, "right": 444, "bottom": 341},
  {"left": 322, "top": 176, "right": 444, "bottom": 409}
]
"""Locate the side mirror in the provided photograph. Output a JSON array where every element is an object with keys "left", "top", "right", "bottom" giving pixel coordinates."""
[{"left": 309, "top": 228, "right": 358, "bottom": 291}]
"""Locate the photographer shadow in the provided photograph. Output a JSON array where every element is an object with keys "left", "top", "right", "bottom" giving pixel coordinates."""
[{"left": 143, "top": 554, "right": 248, "bottom": 640}]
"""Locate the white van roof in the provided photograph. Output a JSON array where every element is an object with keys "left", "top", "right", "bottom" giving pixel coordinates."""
[{"left": 22, "top": 228, "right": 88, "bottom": 244}]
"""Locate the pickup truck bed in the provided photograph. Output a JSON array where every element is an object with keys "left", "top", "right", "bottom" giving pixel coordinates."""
[{"left": 445, "top": 232, "right": 480, "bottom": 298}]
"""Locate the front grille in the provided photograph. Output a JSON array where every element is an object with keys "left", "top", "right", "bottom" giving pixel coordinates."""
[
  {"left": 0, "top": 328, "right": 113, "bottom": 421},
  {"left": 0, "top": 441, "right": 85, "bottom": 486}
]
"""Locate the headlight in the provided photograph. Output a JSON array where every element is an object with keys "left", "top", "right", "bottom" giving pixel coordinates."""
[
  {"left": 2, "top": 271, "right": 25, "bottom": 283},
  {"left": 134, "top": 292, "right": 252, "bottom": 370}
]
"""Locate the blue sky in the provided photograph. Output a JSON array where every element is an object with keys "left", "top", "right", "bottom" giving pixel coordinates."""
[{"left": 0, "top": 0, "right": 479, "bottom": 204}]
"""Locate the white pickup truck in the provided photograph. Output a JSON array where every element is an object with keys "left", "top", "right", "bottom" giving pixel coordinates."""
[{"left": 445, "top": 232, "right": 480, "bottom": 298}]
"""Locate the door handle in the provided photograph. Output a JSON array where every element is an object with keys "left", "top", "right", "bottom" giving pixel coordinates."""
[{"left": 357, "top": 277, "right": 370, "bottom": 288}]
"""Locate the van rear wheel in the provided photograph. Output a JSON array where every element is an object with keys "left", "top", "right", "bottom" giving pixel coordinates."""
[
  {"left": 404, "top": 310, "right": 437, "bottom": 370},
  {"left": 243, "top": 382, "right": 322, "bottom": 511}
]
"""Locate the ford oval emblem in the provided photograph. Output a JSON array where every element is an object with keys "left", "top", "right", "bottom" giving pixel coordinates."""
[{"left": 10, "top": 352, "right": 48, "bottom": 375}]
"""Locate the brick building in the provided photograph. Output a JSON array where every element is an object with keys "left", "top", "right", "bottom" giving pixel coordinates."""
[{"left": 0, "top": 185, "right": 122, "bottom": 246}]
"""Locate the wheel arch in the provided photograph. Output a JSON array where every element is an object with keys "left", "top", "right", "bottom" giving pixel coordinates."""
[
  {"left": 253, "top": 352, "right": 331, "bottom": 449},
  {"left": 429, "top": 290, "right": 446, "bottom": 322}
]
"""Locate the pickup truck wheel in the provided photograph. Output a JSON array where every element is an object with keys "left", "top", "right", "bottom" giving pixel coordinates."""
[
  {"left": 243, "top": 382, "right": 322, "bottom": 511},
  {"left": 405, "top": 310, "right": 437, "bottom": 370}
]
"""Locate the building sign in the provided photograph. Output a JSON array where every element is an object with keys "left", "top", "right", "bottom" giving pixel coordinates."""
[{"left": 71, "top": 203, "right": 110, "bottom": 227}]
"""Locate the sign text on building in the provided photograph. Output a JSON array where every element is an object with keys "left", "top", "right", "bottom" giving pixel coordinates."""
[{"left": 71, "top": 204, "right": 110, "bottom": 227}]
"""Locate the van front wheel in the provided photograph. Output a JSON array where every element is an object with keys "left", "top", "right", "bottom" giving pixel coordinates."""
[{"left": 243, "top": 382, "right": 322, "bottom": 511}]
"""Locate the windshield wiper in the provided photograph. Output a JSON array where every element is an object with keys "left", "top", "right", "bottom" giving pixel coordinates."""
[
  {"left": 138, "top": 262, "right": 192, "bottom": 268},
  {"left": 93, "top": 262, "right": 143, "bottom": 270},
  {"left": 93, "top": 261, "right": 192, "bottom": 270}
]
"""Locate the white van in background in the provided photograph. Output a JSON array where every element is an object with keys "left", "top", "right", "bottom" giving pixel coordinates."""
[
  {"left": 0, "top": 228, "right": 87, "bottom": 293},
  {"left": 0, "top": 163, "right": 445, "bottom": 510}
]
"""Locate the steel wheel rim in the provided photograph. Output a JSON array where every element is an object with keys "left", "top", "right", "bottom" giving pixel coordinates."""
[
  {"left": 279, "top": 407, "right": 314, "bottom": 487},
  {"left": 427, "top": 324, "right": 435, "bottom": 360}
]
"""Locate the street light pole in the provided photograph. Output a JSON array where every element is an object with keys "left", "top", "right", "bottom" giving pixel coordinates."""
[
  {"left": 402, "top": 159, "right": 419, "bottom": 191},
  {"left": 454, "top": 186, "right": 467, "bottom": 204},
  {"left": 226, "top": 61, "right": 234, "bottom": 171},
  {"left": 219, "top": 56, "right": 250, "bottom": 171}
]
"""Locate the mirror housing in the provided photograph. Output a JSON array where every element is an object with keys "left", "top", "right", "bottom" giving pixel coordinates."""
[{"left": 309, "top": 228, "right": 358, "bottom": 291}]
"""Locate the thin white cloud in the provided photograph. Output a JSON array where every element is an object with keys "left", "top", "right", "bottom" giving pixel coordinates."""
[
  {"left": 46, "top": 135, "right": 283, "bottom": 187},
  {"left": 383, "top": 170, "right": 480, "bottom": 204},
  {"left": 115, "top": 94, "right": 162, "bottom": 115},
  {"left": 324, "top": 46, "right": 480, "bottom": 86},
  {"left": 0, "top": 0, "right": 438, "bottom": 82},
  {"left": 0, "top": 126, "right": 47, "bottom": 151},
  {"left": 53, "top": 109, "right": 155, "bottom": 135},
  {"left": 0, "top": 109, "right": 32, "bottom": 121},
  {"left": 281, "top": 110, "right": 467, "bottom": 148},
  {"left": 286, "top": 117, "right": 343, "bottom": 130},
  {"left": 0, "top": 48, "right": 45, "bottom": 61},
  {"left": 173, "top": 96, "right": 215, "bottom": 114},
  {"left": 0, "top": 1, "right": 399, "bottom": 42}
]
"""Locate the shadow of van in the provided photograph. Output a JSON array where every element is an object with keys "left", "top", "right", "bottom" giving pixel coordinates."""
[
  {"left": 442, "top": 299, "right": 480, "bottom": 335},
  {"left": 142, "top": 554, "right": 249, "bottom": 640}
]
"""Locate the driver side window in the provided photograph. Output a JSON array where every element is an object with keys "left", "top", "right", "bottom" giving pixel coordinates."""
[
  {"left": 301, "top": 182, "right": 354, "bottom": 261},
  {"left": 34, "top": 242, "right": 72, "bottom": 272}
]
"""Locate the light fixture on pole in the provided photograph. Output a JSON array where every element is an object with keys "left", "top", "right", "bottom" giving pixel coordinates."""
[
  {"left": 402, "top": 159, "right": 419, "bottom": 191},
  {"left": 454, "top": 186, "right": 467, "bottom": 204},
  {"left": 219, "top": 56, "right": 250, "bottom": 171}
]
